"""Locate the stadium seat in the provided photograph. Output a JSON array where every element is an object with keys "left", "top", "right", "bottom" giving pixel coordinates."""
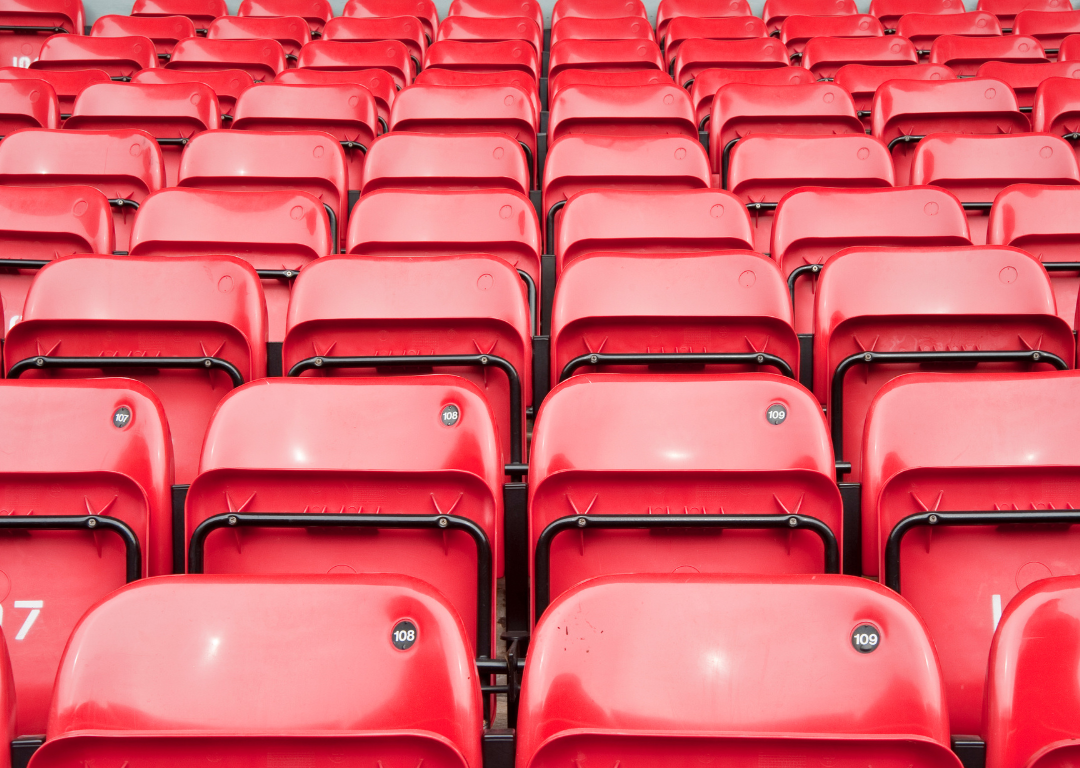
[
  {"left": 282, "top": 254, "right": 531, "bottom": 473},
  {"left": 988, "top": 183, "right": 1080, "bottom": 328},
  {"left": 930, "top": 33, "right": 1048, "bottom": 75},
  {"left": 909, "top": 133, "right": 1080, "bottom": 243},
  {"left": 1012, "top": 9, "right": 1080, "bottom": 56},
  {"left": 232, "top": 83, "right": 379, "bottom": 189},
  {"left": 0, "top": 379, "right": 171, "bottom": 739},
  {"left": 324, "top": 16, "right": 426, "bottom": 74},
  {"left": 0, "top": 0, "right": 84, "bottom": 68},
  {"left": 548, "top": 68, "right": 670, "bottom": 106},
  {"left": 529, "top": 378, "right": 840, "bottom": 615},
  {"left": 207, "top": 16, "right": 312, "bottom": 62},
  {"left": 550, "top": 17, "right": 656, "bottom": 46},
  {"left": 277, "top": 67, "right": 395, "bottom": 130},
  {"left": 548, "top": 39, "right": 665, "bottom": 80},
  {"left": 834, "top": 62, "right": 955, "bottom": 128},
  {"left": 708, "top": 82, "right": 864, "bottom": 187},
  {"left": 979, "top": 0, "right": 1074, "bottom": 30},
  {"left": 360, "top": 132, "right": 530, "bottom": 195},
  {"left": 673, "top": 39, "right": 789, "bottom": 89},
  {"left": 90, "top": 15, "right": 196, "bottom": 61},
  {"left": 239, "top": 0, "right": 333, "bottom": 37},
  {"left": 986, "top": 575, "right": 1080, "bottom": 768},
  {"left": 0, "top": 185, "right": 114, "bottom": 330},
  {"left": 663, "top": 17, "right": 769, "bottom": 69},
  {"left": 542, "top": 134, "right": 711, "bottom": 253},
  {"left": 977, "top": 60, "right": 1080, "bottom": 107},
  {"left": 0, "top": 78, "right": 59, "bottom": 135},
  {"left": 342, "top": 0, "right": 439, "bottom": 44},
  {"left": 0, "top": 129, "right": 164, "bottom": 251},
  {"left": 815, "top": 245, "right": 1072, "bottom": 497},
  {"left": 4, "top": 253, "right": 266, "bottom": 485},
  {"left": 896, "top": 11, "right": 1002, "bottom": 58},
  {"left": 656, "top": 0, "right": 753, "bottom": 39},
  {"left": 871, "top": 0, "right": 967, "bottom": 32},
  {"left": 863, "top": 371, "right": 1080, "bottom": 736},
  {"left": 31, "top": 35, "right": 157, "bottom": 80},
  {"left": 552, "top": 0, "right": 648, "bottom": 24},
  {"left": 773, "top": 186, "right": 971, "bottom": 334},
  {"left": 131, "top": 67, "right": 255, "bottom": 125},
  {"left": 178, "top": 130, "right": 349, "bottom": 251},
  {"left": 0, "top": 632, "right": 9, "bottom": 763},
  {"left": 27, "top": 576, "right": 484, "bottom": 768},
  {"left": 780, "top": 14, "right": 885, "bottom": 56},
  {"left": 412, "top": 67, "right": 538, "bottom": 121},
  {"left": 800, "top": 36, "right": 921, "bottom": 79},
  {"left": 167, "top": 37, "right": 288, "bottom": 82},
  {"left": 389, "top": 84, "right": 538, "bottom": 186},
  {"left": 554, "top": 188, "right": 755, "bottom": 274},
  {"left": 871, "top": 77, "right": 1029, "bottom": 185},
  {"left": 691, "top": 66, "right": 814, "bottom": 129},
  {"left": 186, "top": 377, "right": 503, "bottom": 652},
  {"left": 449, "top": 0, "right": 544, "bottom": 33},
  {"left": 64, "top": 81, "right": 220, "bottom": 186},
  {"left": 763, "top": 0, "right": 859, "bottom": 35},
  {"left": 0, "top": 68, "right": 110, "bottom": 120},
  {"left": 296, "top": 39, "right": 413, "bottom": 89},
  {"left": 128, "top": 187, "right": 330, "bottom": 345},
  {"left": 131, "top": 0, "right": 227, "bottom": 33},
  {"left": 436, "top": 16, "right": 543, "bottom": 53},
  {"left": 548, "top": 83, "right": 696, "bottom": 142},
  {"left": 424, "top": 39, "right": 540, "bottom": 80},
  {"left": 728, "top": 134, "right": 895, "bottom": 253}
]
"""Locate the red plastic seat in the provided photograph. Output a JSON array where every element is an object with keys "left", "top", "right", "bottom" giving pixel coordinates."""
[
  {"left": 131, "top": 0, "right": 227, "bottom": 33},
  {"left": 0, "top": 380, "right": 171, "bottom": 739},
  {"left": 834, "top": 62, "right": 956, "bottom": 128},
  {"left": 278, "top": 67, "right": 395, "bottom": 129},
  {"left": 4, "top": 254, "right": 266, "bottom": 485},
  {"left": 729, "top": 134, "right": 894, "bottom": 253},
  {"left": 863, "top": 371, "right": 1080, "bottom": 735},
  {"left": 870, "top": 0, "right": 967, "bottom": 31},
  {"left": 64, "top": 82, "right": 220, "bottom": 186},
  {"left": 232, "top": 83, "right": 379, "bottom": 188},
  {"left": 296, "top": 39, "right": 413, "bottom": 88},
  {"left": 986, "top": 574, "right": 1080, "bottom": 768},
  {"left": 910, "top": 133, "right": 1080, "bottom": 242},
  {"left": 548, "top": 39, "right": 665, "bottom": 80},
  {"left": 930, "top": 33, "right": 1048, "bottom": 74},
  {"left": 31, "top": 35, "right": 157, "bottom": 80},
  {"left": 529, "top": 378, "right": 840, "bottom": 615},
  {"left": 0, "top": 68, "right": 109, "bottom": 119},
  {"left": 551, "top": 0, "right": 648, "bottom": 24},
  {"left": 131, "top": 67, "right": 255, "bottom": 125},
  {"left": 360, "top": 132, "right": 530, "bottom": 195},
  {"left": 656, "top": 0, "right": 754, "bottom": 39},
  {"left": 674, "top": 38, "right": 789, "bottom": 89},
  {"left": 449, "top": 0, "right": 543, "bottom": 33},
  {"left": 550, "top": 17, "right": 655, "bottom": 47},
  {"left": 324, "top": 16, "right": 426, "bottom": 73},
  {"left": 178, "top": 130, "right": 349, "bottom": 251},
  {"left": 542, "top": 134, "right": 711, "bottom": 253},
  {"left": 282, "top": 254, "right": 531, "bottom": 476},
  {"left": 763, "top": 0, "right": 858, "bottom": 34},
  {"left": 1013, "top": 9, "right": 1080, "bottom": 56},
  {"left": 207, "top": 16, "right": 312, "bottom": 61},
  {"left": 815, "top": 245, "right": 1072, "bottom": 496},
  {"left": 424, "top": 39, "right": 540, "bottom": 79},
  {"left": 988, "top": 183, "right": 1080, "bottom": 327},
  {"left": 664, "top": 17, "right": 768, "bottom": 68},
  {"left": 238, "top": 0, "right": 333, "bottom": 36},
  {"left": 342, "top": 0, "right": 439, "bottom": 44},
  {"left": 801, "top": 36, "right": 920, "bottom": 78},
  {"left": 436, "top": 16, "right": 542, "bottom": 53},
  {"left": 781, "top": 14, "right": 884, "bottom": 55},
  {"left": 773, "top": 186, "right": 971, "bottom": 334},
  {"left": 0, "top": 0, "right": 84, "bottom": 70},
  {"left": 871, "top": 77, "right": 1029, "bottom": 184},
  {"left": 0, "top": 129, "right": 164, "bottom": 251},
  {"left": 897, "top": 11, "right": 1002, "bottom": 57},
  {"left": 412, "top": 67, "right": 537, "bottom": 119},
  {"left": 548, "top": 68, "right": 671, "bottom": 105},
  {"left": 0, "top": 78, "right": 59, "bottom": 135},
  {"left": 691, "top": 66, "right": 814, "bottom": 129},
  {"left": 28, "top": 576, "right": 483, "bottom": 768},
  {"left": 548, "top": 83, "right": 696, "bottom": 142},
  {"left": 0, "top": 633, "right": 10, "bottom": 761},
  {"left": 129, "top": 187, "right": 330, "bottom": 344},
  {"left": 708, "top": 82, "right": 864, "bottom": 184},
  {"left": 977, "top": 60, "right": 1080, "bottom": 107},
  {"left": 90, "top": 15, "right": 195, "bottom": 61},
  {"left": 979, "top": 0, "right": 1074, "bottom": 29},
  {"left": 167, "top": 37, "right": 288, "bottom": 82},
  {"left": 554, "top": 188, "right": 755, "bottom": 274}
]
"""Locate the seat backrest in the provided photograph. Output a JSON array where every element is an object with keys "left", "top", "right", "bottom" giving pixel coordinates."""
[
  {"left": 548, "top": 68, "right": 671, "bottom": 106},
  {"left": 0, "top": 379, "right": 172, "bottom": 737},
  {"left": 986, "top": 574, "right": 1080, "bottom": 768},
  {"left": 551, "top": 0, "right": 648, "bottom": 24},
  {"left": 528, "top": 377, "right": 842, "bottom": 618},
  {"left": 977, "top": 60, "right": 1080, "bottom": 106},
  {"left": 167, "top": 37, "right": 288, "bottom": 83},
  {"left": 449, "top": 0, "right": 543, "bottom": 32},
  {"left": 207, "top": 16, "right": 312, "bottom": 59},
  {"left": 833, "top": 61, "right": 955, "bottom": 125},
  {"left": 863, "top": 371, "right": 1080, "bottom": 736},
  {"left": 239, "top": 0, "right": 333, "bottom": 34},
  {"left": 0, "top": 78, "right": 59, "bottom": 135},
  {"left": 130, "top": 67, "right": 255, "bottom": 123},
  {"left": 780, "top": 13, "right": 885, "bottom": 54},
  {"left": 871, "top": 0, "right": 966, "bottom": 31},
  {"left": 324, "top": 16, "right": 426, "bottom": 72},
  {"left": 691, "top": 66, "right": 815, "bottom": 128},
  {"left": 979, "top": 0, "right": 1073, "bottom": 28},
  {"left": 896, "top": 11, "right": 1003, "bottom": 53},
  {"left": 0, "top": 0, "right": 84, "bottom": 66},
  {"left": 674, "top": 38, "right": 789, "bottom": 89},
  {"left": 801, "top": 36, "right": 921, "bottom": 78},
  {"left": 436, "top": 16, "right": 543, "bottom": 56},
  {"left": 296, "top": 39, "right": 413, "bottom": 88},
  {"left": 931, "top": 33, "right": 1048, "bottom": 74},
  {"left": 549, "top": 83, "right": 695, "bottom": 143},
  {"left": 412, "top": 67, "right": 537, "bottom": 119},
  {"left": 1032, "top": 71, "right": 1080, "bottom": 148},
  {"left": 90, "top": 14, "right": 196, "bottom": 58},
  {"left": 29, "top": 576, "right": 483, "bottom": 768},
  {"left": 656, "top": 0, "right": 753, "bottom": 37},
  {"left": 519, "top": 574, "right": 960, "bottom": 768},
  {"left": 664, "top": 16, "right": 768, "bottom": 66},
  {"left": 773, "top": 186, "right": 971, "bottom": 334},
  {"left": 131, "top": 0, "right": 227, "bottom": 31},
  {"left": 277, "top": 67, "right": 395, "bottom": 127},
  {"left": 1013, "top": 9, "right": 1080, "bottom": 51},
  {"left": 551, "top": 16, "right": 655, "bottom": 47},
  {"left": 186, "top": 378, "right": 502, "bottom": 653},
  {"left": 424, "top": 39, "right": 540, "bottom": 79},
  {"left": 548, "top": 39, "right": 665, "bottom": 80},
  {"left": 0, "top": 68, "right": 110, "bottom": 117},
  {"left": 342, "top": 0, "right": 439, "bottom": 44},
  {"left": 763, "top": 0, "right": 858, "bottom": 33},
  {"left": 32, "top": 35, "right": 157, "bottom": 79},
  {"left": 360, "top": 132, "right": 530, "bottom": 195},
  {"left": 0, "top": 632, "right": 9, "bottom": 768}
]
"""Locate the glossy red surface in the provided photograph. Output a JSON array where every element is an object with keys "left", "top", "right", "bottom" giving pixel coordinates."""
[
  {"left": 871, "top": 0, "right": 967, "bottom": 30},
  {"left": 0, "top": 634, "right": 10, "bottom": 768},
  {"left": 131, "top": 0, "right": 227, "bottom": 29},
  {"left": 897, "top": 11, "right": 1003, "bottom": 55},
  {"left": 342, "top": 0, "right": 439, "bottom": 44},
  {"left": 31, "top": 575, "right": 482, "bottom": 768},
  {"left": 296, "top": 39, "right": 413, "bottom": 88},
  {"left": 277, "top": 66, "right": 395, "bottom": 126},
  {"left": 665, "top": 17, "right": 768, "bottom": 67},
  {"left": 130, "top": 67, "right": 254, "bottom": 123},
  {"left": 834, "top": 62, "right": 955, "bottom": 125},
  {"left": 803, "top": 36, "right": 920, "bottom": 78},
  {"left": 187, "top": 379, "right": 502, "bottom": 649},
  {"left": 549, "top": 82, "right": 695, "bottom": 142},
  {"left": 437, "top": 16, "right": 542, "bottom": 54},
  {"left": 657, "top": 0, "right": 754, "bottom": 38},
  {"left": 167, "top": 37, "right": 288, "bottom": 83},
  {"left": 864, "top": 372, "right": 1080, "bottom": 736},
  {"left": 781, "top": 13, "right": 884, "bottom": 53},
  {"left": 414, "top": 68, "right": 537, "bottom": 119},
  {"left": 0, "top": 0, "right": 83, "bottom": 66},
  {"left": 814, "top": 245, "right": 1073, "bottom": 495},
  {"left": 1032, "top": 74, "right": 1080, "bottom": 166},
  {"left": 1056, "top": 32, "right": 1080, "bottom": 60},
  {"left": 426, "top": 39, "right": 539, "bottom": 80},
  {"left": 551, "top": 16, "right": 655, "bottom": 47},
  {"left": 32, "top": 35, "right": 157, "bottom": 79},
  {"left": 519, "top": 574, "right": 959, "bottom": 768},
  {"left": 674, "top": 38, "right": 788, "bottom": 88},
  {"left": 548, "top": 68, "right": 670, "bottom": 105},
  {"left": 0, "top": 68, "right": 110, "bottom": 119},
  {"left": 773, "top": 187, "right": 971, "bottom": 334},
  {"left": 551, "top": 0, "right": 647, "bottom": 24},
  {"left": 762, "top": 0, "right": 858, "bottom": 34},
  {"left": 325, "top": 16, "right": 425, "bottom": 72},
  {"left": 1013, "top": 10, "right": 1080, "bottom": 54},
  {"left": 0, "top": 128, "right": 164, "bottom": 251},
  {"left": 449, "top": 0, "right": 543, "bottom": 33},
  {"left": 979, "top": 60, "right": 1080, "bottom": 107},
  {"left": 0, "top": 79, "right": 59, "bottom": 135},
  {"left": 931, "top": 33, "right": 1048, "bottom": 74},
  {"left": 208, "top": 16, "right": 312, "bottom": 60},
  {"left": 0, "top": 379, "right": 172, "bottom": 736},
  {"left": 548, "top": 39, "right": 665, "bottom": 80},
  {"left": 90, "top": 15, "right": 195, "bottom": 58},
  {"left": 979, "top": 0, "right": 1073, "bottom": 28},
  {"left": 239, "top": 0, "right": 333, "bottom": 35},
  {"left": 690, "top": 65, "right": 813, "bottom": 127},
  {"left": 361, "top": 132, "right": 530, "bottom": 195}
]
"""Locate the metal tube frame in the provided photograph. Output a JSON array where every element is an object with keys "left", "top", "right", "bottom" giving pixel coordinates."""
[
  {"left": 8, "top": 355, "right": 245, "bottom": 388},
  {"left": 0, "top": 514, "right": 141, "bottom": 582},
  {"left": 559, "top": 351, "right": 795, "bottom": 381}
]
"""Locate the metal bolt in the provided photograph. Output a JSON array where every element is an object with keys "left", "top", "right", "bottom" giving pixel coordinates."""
[
  {"left": 1033, "top": 352, "right": 1041, "bottom": 361},
  {"left": 203, "top": 358, "right": 212, "bottom": 367},
  {"left": 864, "top": 353, "right": 872, "bottom": 362},
  {"left": 928, "top": 514, "right": 938, "bottom": 524},
  {"left": 285, "top": 270, "right": 295, "bottom": 278},
  {"left": 228, "top": 515, "right": 238, "bottom": 525},
  {"left": 812, "top": 264, "right": 821, "bottom": 273},
  {"left": 314, "top": 357, "right": 323, "bottom": 367},
  {"left": 757, "top": 354, "right": 765, "bottom": 364},
  {"left": 788, "top": 516, "right": 798, "bottom": 527},
  {"left": 35, "top": 357, "right": 44, "bottom": 367},
  {"left": 590, "top": 354, "right": 598, "bottom": 364},
  {"left": 576, "top": 516, "right": 587, "bottom": 527},
  {"left": 438, "top": 516, "right": 448, "bottom": 528},
  {"left": 87, "top": 517, "right": 98, "bottom": 528},
  {"left": 480, "top": 356, "right": 489, "bottom": 364}
]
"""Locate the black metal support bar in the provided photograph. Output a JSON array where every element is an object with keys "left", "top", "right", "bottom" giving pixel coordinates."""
[
  {"left": 0, "top": 515, "right": 140, "bottom": 582},
  {"left": 747, "top": 201, "right": 778, "bottom": 213},
  {"left": 377, "top": 115, "right": 388, "bottom": 134},
  {"left": 699, "top": 114, "right": 710, "bottom": 131},
  {"left": 887, "top": 134, "right": 925, "bottom": 152},
  {"left": 256, "top": 268, "right": 300, "bottom": 280},
  {"left": 961, "top": 202, "right": 993, "bottom": 211},
  {"left": 0, "top": 24, "right": 68, "bottom": 32},
  {"left": 560, "top": 351, "right": 794, "bottom": 381},
  {"left": 532, "top": 335, "right": 550, "bottom": 405},
  {"left": 339, "top": 140, "right": 368, "bottom": 152},
  {"left": 721, "top": 137, "right": 740, "bottom": 189},
  {"left": 518, "top": 141, "right": 535, "bottom": 191},
  {"left": 108, "top": 198, "right": 139, "bottom": 211},
  {"left": 8, "top": 355, "right": 245, "bottom": 388},
  {"left": 503, "top": 482, "right": 530, "bottom": 633},
  {"left": 1042, "top": 261, "right": 1080, "bottom": 271},
  {"left": 857, "top": 109, "right": 871, "bottom": 119},
  {"left": 171, "top": 484, "right": 189, "bottom": 575},
  {"left": 0, "top": 259, "right": 47, "bottom": 270},
  {"left": 787, "top": 262, "right": 822, "bottom": 306},
  {"left": 517, "top": 269, "right": 536, "bottom": 336},
  {"left": 885, "top": 509, "right": 1080, "bottom": 592},
  {"left": 155, "top": 137, "right": 189, "bottom": 146},
  {"left": 545, "top": 199, "right": 565, "bottom": 254},
  {"left": 323, "top": 203, "right": 337, "bottom": 254},
  {"left": 10, "top": 737, "right": 44, "bottom": 768},
  {"left": 109, "top": 76, "right": 132, "bottom": 82},
  {"left": 540, "top": 254, "right": 555, "bottom": 335},
  {"left": 830, "top": 349, "right": 1068, "bottom": 477},
  {"left": 839, "top": 482, "right": 861, "bottom": 576},
  {"left": 534, "top": 512, "right": 840, "bottom": 618}
]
